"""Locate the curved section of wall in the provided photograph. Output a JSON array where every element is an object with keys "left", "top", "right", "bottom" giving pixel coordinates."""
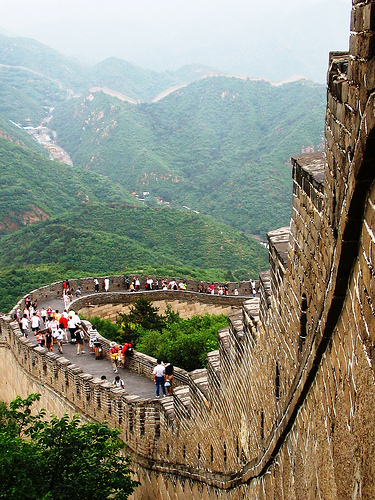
[
  {"left": 1, "top": 3, "right": 375, "bottom": 498},
  {"left": 71, "top": 290, "right": 243, "bottom": 322}
]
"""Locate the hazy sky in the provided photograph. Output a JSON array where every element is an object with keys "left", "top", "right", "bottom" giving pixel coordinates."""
[{"left": 0, "top": 0, "right": 353, "bottom": 82}]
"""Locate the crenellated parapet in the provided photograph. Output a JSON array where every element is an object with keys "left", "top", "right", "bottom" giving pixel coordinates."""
[{"left": 1, "top": 2, "right": 375, "bottom": 497}]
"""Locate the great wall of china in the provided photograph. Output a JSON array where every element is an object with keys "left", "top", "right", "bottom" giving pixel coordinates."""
[{"left": 1, "top": 1, "right": 375, "bottom": 498}]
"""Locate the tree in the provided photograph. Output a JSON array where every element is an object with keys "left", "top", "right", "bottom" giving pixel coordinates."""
[
  {"left": 116, "top": 297, "right": 166, "bottom": 344},
  {"left": 136, "top": 313, "right": 229, "bottom": 371},
  {"left": 0, "top": 394, "right": 139, "bottom": 500}
]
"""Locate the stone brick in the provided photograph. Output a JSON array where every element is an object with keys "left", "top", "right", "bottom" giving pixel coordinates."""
[{"left": 2, "top": 3, "right": 375, "bottom": 498}]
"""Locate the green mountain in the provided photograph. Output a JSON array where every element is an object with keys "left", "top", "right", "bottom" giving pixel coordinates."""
[
  {"left": 87, "top": 59, "right": 215, "bottom": 102},
  {"left": 0, "top": 204, "right": 267, "bottom": 277},
  {"left": 51, "top": 76, "right": 325, "bottom": 236},
  {"left": 0, "top": 136, "right": 140, "bottom": 234},
  {"left": 0, "top": 35, "right": 326, "bottom": 237},
  {"left": 0, "top": 34, "right": 216, "bottom": 105},
  {"left": 0, "top": 34, "right": 87, "bottom": 90},
  {"left": 0, "top": 33, "right": 324, "bottom": 311},
  {"left": 0, "top": 135, "right": 267, "bottom": 312}
]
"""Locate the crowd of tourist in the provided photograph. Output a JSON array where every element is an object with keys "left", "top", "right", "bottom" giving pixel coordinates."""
[
  {"left": 14, "top": 294, "right": 87, "bottom": 356},
  {"left": 55, "top": 276, "right": 258, "bottom": 296},
  {"left": 121, "top": 277, "right": 255, "bottom": 296},
  {"left": 10, "top": 275, "right": 257, "bottom": 398}
]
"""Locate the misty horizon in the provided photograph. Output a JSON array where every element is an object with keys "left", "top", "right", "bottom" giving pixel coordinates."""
[{"left": 0, "top": 0, "right": 352, "bottom": 84}]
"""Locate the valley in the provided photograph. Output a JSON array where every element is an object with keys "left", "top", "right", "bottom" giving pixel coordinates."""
[
  {"left": 0, "top": 33, "right": 325, "bottom": 311},
  {"left": 14, "top": 109, "right": 73, "bottom": 165}
]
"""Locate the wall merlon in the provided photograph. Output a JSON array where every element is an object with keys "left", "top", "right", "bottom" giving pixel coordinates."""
[{"left": 1, "top": 3, "right": 375, "bottom": 497}]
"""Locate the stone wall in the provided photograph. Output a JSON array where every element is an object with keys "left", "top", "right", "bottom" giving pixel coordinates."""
[
  {"left": 71, "top": 290, "right": 243, "bottom": 322},
  {"left": 23, "top": 277, "right": 257, "bottom": 308},
  {"left": 1, "top": 2, "right": 375, "bottom": 498}
]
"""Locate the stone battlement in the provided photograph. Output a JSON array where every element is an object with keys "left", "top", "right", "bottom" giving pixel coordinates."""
[
  {"left": 1, "top": 2, "right": 375, "bottom": 498},
  {"left": 20, "top": 277, "right": 258, "bottom": 309}
]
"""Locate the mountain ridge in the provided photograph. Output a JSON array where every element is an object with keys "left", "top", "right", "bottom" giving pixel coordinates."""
[
  {"left": 50, "top": 76, "right": 325, "bottom": 237},
  {"left": 0, "top": 33, "right": 314, "bottom": 104}
]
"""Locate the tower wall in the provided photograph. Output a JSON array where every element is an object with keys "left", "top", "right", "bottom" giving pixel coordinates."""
[{"left": 1, "top": 2, "right": 375, "bottom": 498}]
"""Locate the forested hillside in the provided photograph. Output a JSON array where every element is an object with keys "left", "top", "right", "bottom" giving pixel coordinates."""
[
  {"left": 51, "top": 77, "right": 325, "bottom": 236},
  {"left": 0, "top": 201, "right": 268, "bottom": 312},
  {"left": 0, "top": 135, "right": 267, "bottom": 311},
  {"left": 0, "top": 35, "right": 326, "bottom": 237},
  {"left": 0, "top": 66, "right": 66, "bottom": 125},
  {"left": 0, "top": 203, "right": 266, "bottom": 277},
  {"left": 0, "top": 34, "right": 324, "bottom": 311},
  {"left": 0, "top": 137, "right": 140, "bottom": 233}
]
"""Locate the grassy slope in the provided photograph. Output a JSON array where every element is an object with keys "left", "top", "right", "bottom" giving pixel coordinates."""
[{"left": 0, "top": 204, "right": 267, "bottom": 277}]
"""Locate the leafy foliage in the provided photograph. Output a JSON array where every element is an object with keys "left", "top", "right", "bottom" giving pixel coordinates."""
[
  {"left": 89, "top": 316, "right": 123, "bottom": 342},
  {"left": 116, "top": 298, "right": 167, "bottom": 344},
  {"left": 109, "top": 298, "right": 227, "bottom": 371},
  {"left": 136, "top": 312, "right": 228, "bottom": 371},
  {"left": 89, "top": 299, "right": 228, "bottom": 371},
  {"left": 0, "top": 394, "right": 138, "bottom": 500}
]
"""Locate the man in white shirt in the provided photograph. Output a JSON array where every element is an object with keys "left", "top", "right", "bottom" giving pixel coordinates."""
[
  {"left": 21, "top": 314, "right": 29, "bottom": 337},
  {"left": 31, "top": 313, "right": 40, "bottom": 334},
  {"left": 153, "top": 359, "right": 166, "bottom": 398}
]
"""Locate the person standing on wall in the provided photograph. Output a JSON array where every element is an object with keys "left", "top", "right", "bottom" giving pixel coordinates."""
[
  {"left": 109, "top": 341, "right": 120, "bottom": 373},
  {"left": 75, "top": 326, "right": 85, "bottom": 355},
  {"left": 20, "top": 314, "right": 29, "bottom": 337},
  {"left": 153, "top": 359, "right": 166, "bottom": 398},
  {"left": 55, "top": 327, "right": 65, "bottom": 354},
  {"left": 164, "top": 361, "right": 174, "bottom": 396},
  {"left": 112, "top": 375, "right": 125, "bottom": 389}
]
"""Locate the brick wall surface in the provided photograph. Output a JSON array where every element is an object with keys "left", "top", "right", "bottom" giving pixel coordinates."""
[{"left": 1, "top": 2, "right": 375, "bottom": 498}]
